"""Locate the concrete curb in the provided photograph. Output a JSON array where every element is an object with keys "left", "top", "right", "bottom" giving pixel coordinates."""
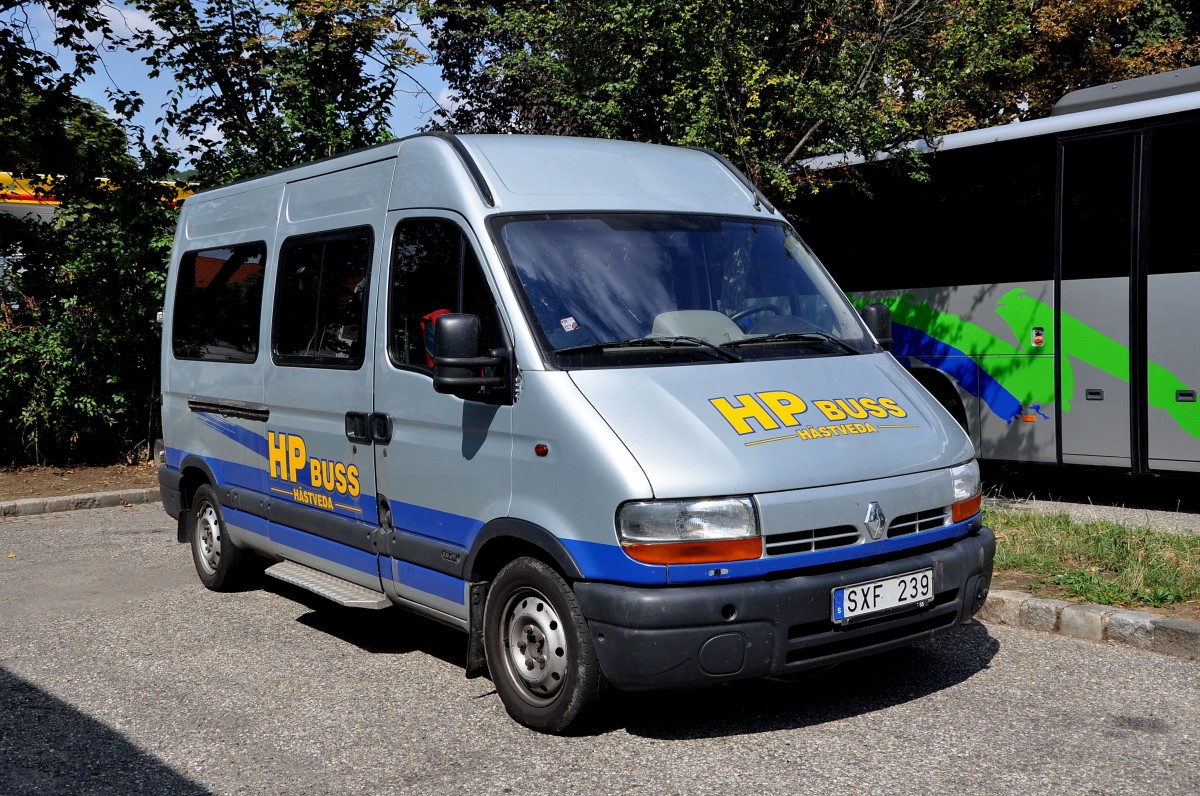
[
  {"left": 979, "top": 589, "right": 1200, "bottom": 662},
  {"left": 0, "top": 488, "right": 161, "bottom": 519}
]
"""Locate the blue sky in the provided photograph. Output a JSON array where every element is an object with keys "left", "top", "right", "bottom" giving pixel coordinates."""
[{"left": 32, "top": 2, "right": 450, "bottom": 160}]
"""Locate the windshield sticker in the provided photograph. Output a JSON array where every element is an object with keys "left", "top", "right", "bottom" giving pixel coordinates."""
[
  {"left": 560, "top": 316, "right": 579, "bottom": 332},
  {"left": 709, "top": 391, "right": 918, "bottom": 446}
]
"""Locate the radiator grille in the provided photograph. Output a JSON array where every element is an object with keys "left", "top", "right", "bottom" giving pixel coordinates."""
[
  {"left": 887, "top": 507, "right": 950, "bottom": 538},
  {"left": 765, "top": 525, "right": 860, "bottom": 556}
]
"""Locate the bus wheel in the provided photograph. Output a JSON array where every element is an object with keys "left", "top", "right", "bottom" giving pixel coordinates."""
[
  {"left": 484, "top": 557, "right": 605, "bottom": 733},
  {"left": 189, "top": 484, "right": 244, "bottom": 591}
]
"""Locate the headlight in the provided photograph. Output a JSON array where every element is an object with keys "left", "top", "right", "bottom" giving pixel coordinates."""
[
  {"left": 950, "top": 460, "right": 982, "bottom": 522},
  {"left": 617, "top": 497, "right": 761, "bottom": 565}
]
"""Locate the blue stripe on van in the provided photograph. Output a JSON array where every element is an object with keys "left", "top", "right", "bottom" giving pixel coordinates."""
[
  {"left": 167, "top": 447, "right": 265, "bottom": 492},
  {"left": 195, "top": 413, "right": 270, "bottom": 459},
  {"left": 223, "top": 506, "right": 269, "bottom": 538},
  {"left": 270, "top": 522, "right": 381, "bottom": 578},
  {"left": 389, "top": 499, "right": 485, "bottom": 549},
  {"left": 392, "top": 559, "right": 467, "bottom": 605},
  {"left": 560, "top": 538, "right": 668, "bottom": 585},
  {"left": 213, "top": 459, "right": 267, "bottom": 493},
  {"left": 169, "top": 450, "right": 375, "bottom": 523}
]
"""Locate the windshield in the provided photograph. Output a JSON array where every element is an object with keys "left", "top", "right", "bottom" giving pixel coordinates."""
[{"left": 492, "top": 213, "right": 874, "bottom": 367}]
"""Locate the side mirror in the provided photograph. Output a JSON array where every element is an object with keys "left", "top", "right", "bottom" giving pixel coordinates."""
[
  {"left": 859, "top": 303, "right": 893, "bottom": 351},
  {"left": 432, "top": 313, "right": 509, "bottom": 399}
]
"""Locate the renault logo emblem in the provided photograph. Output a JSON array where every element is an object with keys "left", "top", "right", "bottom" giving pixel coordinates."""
[{"left": 864, "top": 501, "right": 887, "bottom": 540}]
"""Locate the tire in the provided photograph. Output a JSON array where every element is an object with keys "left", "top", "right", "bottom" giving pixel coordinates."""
[
  {"left": 484, "top": 557, "right": 606, "bottom": 733},
  {"left": 189, "top": 484, "right": 246, "bottom": 591}
]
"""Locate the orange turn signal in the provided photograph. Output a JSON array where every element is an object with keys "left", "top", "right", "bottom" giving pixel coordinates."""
[
  {"left": 951, "top": 494, "right": 982, "bottom": 523},
  {"left": 622, "top": 537, "right": 763, "bottom": 565}
]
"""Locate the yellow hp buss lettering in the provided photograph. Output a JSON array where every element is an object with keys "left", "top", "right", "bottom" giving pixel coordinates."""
[
  {"left": 310, "top": 458, "right": 360, "bottom": 496},
  {"left": 293, "top": 487, "right": 334, "bottom": 509},
  {"left": 708, "top": 394, "right": 782, "bottom": 435},
  {"left": 268, "top": 430, "right": 308, "bottom": 481},
  {"left": 712, "top": 391, "right": 909, "bottom": 435},
  {"left": 796, "top": 423, "right": 878, "bottom": 440},
  {"left": 268, "top": 431, "right": 361, "bottom": 498}
]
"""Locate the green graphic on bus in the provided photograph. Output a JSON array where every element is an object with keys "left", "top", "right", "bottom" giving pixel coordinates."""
[{"left": 859, "top": 289, "right": 1200, "bottom": 438}]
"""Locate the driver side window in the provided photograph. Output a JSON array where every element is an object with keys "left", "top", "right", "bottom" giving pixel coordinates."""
[{"left": 388, "top": 219, "right": 504, "bottom": 371}]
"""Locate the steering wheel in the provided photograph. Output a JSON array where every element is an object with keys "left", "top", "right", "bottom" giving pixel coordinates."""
[{"left": 729, "top": 304, "right": 783, "bottom": 323}]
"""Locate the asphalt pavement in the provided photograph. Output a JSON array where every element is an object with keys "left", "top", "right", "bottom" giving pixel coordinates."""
[{"left": 1, "top": 504, "right": 1198, "bottom": 795}]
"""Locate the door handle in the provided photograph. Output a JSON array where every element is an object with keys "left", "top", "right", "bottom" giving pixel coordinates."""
[
  {"left": 1085, "top": 389, "right": 1104, "bottom": 401},
  {"left": 345, "top": 412, "right": 371, "bottom": 444},
  {"left": 370, "top": 412, "right": 393, "bottom": 445}
]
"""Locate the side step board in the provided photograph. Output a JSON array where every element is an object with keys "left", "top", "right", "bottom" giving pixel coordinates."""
[{"left": 265, "top": 560, "right": 391, "bottom": 609}]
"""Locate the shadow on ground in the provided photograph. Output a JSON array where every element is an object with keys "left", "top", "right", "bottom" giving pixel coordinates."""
[
  {"left": 584, "top": 621, "right": 1000, "bottom": 739},
  {"left": 984, "top": 461, "right": 1200, "bottom": 513},
  {"left": 0, "top": 667, "right": 208, "bottom": 795},
  {"left": 260, "top": 576, "right": 1000, "bottom": 740},
  {"left": 265, "top": 578, "right": 466, "bottom": 668}
]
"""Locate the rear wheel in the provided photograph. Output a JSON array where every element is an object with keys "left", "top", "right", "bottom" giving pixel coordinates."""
[
  {"left": 484, "top": 557, "right": 605, "bottom": 733},
  {"left": 189, "top": 484, "right": 246, "bottom": 591}
]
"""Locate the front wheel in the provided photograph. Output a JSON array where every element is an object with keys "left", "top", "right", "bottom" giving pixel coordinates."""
[
  {"left": 189, "top": 484, "right": 246, "bottom": 591},
  {"left": 484, "top": 557, "right": 606, "bottom": 733}
]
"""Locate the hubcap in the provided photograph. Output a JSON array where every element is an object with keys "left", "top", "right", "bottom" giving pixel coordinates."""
[
  {"left": 501, "top": 588, "right": 568, "bottom": 706},
  {"left": 196, "top": 503, "right": 221, "bottom": 574}
]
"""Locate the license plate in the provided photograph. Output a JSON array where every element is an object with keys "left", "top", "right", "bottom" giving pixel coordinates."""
[{"left": 832, "top": 568, "right": 934, "bottom": 624}]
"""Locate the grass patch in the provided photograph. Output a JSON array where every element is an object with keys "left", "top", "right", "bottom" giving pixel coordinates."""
[{"left": 986, "top": 507, "right": 1200, "bottom": 608}]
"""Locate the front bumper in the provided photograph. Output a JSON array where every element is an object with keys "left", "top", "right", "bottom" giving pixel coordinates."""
[{"left": 574, "top": 527, "right": 994, "bottom": 690}]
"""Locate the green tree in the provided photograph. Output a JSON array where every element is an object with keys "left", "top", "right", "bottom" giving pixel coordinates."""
[
  {"left": 2, "top": 0, "right": 146, "bottom": 172},
  {"left": 420, "top": 0, "right": 1200, "bottom": 200},
  {"left": 420, "top": 0, "right": 960, "bottom": 201},
  {"left": 1, "top": 92, "right": 180, "bottom": 463},
  {"left": 920, "top": 0, "right": 1200, "bottom": 131},
  {"left": 132, "top": 0, "right": 430, "bottom": 184},
  {"left": 2, "top": 2, "right": 184, "bottom": 463}
]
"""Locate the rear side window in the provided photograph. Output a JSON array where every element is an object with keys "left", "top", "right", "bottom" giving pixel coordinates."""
[
  {"left": 273, "top": 227, "right": 373, "bottom": 368},
  {"left": 173, "top": 243, "right": 267, "bottom": 362}
]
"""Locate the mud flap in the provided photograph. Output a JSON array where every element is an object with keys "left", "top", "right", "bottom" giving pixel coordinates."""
[{"left": 466, "top": 581, "right": 489, "bottom": 678}]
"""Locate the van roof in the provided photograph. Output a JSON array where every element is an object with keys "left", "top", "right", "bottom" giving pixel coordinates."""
[{"left": 184, "top": 134, "right": 773, "bottom": 219}]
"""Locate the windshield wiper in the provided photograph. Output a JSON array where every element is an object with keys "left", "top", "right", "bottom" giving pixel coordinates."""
[
  {"left": 723, "top": 331, "right": 859, "bottom": 355},
  {"left": 557, "top": 335, "right": 743, "bottom": 362}
]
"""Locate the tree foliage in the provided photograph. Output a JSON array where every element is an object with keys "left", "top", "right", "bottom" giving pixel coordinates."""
[
  {"left": 921, "top": 0, "right": 1200, "bottom": 131},
  {"left": 1, "top": 0, "right": 432, "bottom": 463},
  {"left": 1, "top": 92, "right": 180, "bottom": 463},
  {"left": 421, "top": 0, "right": 958, "bottom": 201},
  {"left": 132, "top": 0, "right": 429, "bottom": 183},
  {"left": 4, "top": 0, "right": 1200, "bottom": 463},
  {"left": 2, "top": 1, "right": 180, "bottom": 463},
  {"left": 420, "top": 0, "right": 1200, "bottom": 201}
]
